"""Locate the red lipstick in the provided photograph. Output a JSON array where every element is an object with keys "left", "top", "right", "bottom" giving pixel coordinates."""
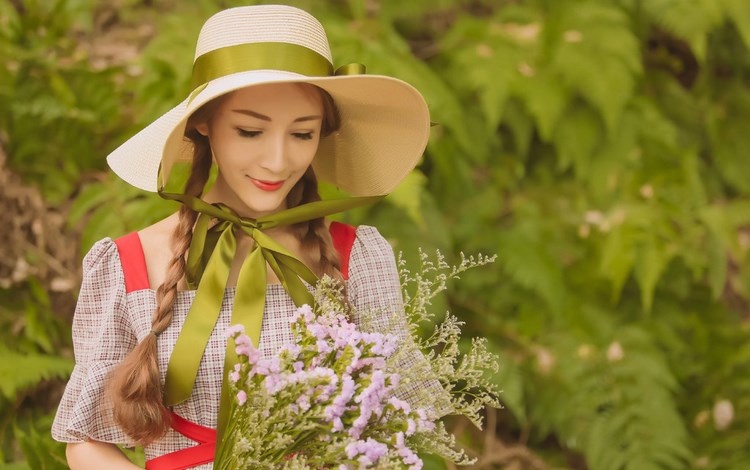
[{"left": 249, "top": 177, "right": 284, "bottom": 191}]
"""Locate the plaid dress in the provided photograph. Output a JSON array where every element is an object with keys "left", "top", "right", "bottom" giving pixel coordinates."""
[{"left": 52, "top": 225, "right": 430, "bottom": 468}]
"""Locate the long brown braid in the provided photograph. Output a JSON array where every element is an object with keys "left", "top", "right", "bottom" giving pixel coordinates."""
[
  {"left": 287, "top": 85, "right": 343, "bottom": 279},
  {"left": 106, "top": 106, "right": 214, "bottom": 443},
  {"left": 107, "top": 84, "right": 342, "bottom": 445}
]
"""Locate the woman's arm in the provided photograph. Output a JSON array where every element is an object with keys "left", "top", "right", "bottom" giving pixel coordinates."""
[{"left": 66, "top": 441, "right": 141, "bottom": 470}]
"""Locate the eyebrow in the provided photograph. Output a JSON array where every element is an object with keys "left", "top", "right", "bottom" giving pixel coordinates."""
[{"left": 232, "top": 109, "right": 322, "bottom": 122}]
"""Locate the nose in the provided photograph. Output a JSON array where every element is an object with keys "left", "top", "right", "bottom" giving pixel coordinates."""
[{"left": 259, "top": 132, "right": 286, "bottom": 174}]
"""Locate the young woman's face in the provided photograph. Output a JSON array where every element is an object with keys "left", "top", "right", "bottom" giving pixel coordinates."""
[{"left": 199, "top": 82, "right": 324, "bottom": 218}]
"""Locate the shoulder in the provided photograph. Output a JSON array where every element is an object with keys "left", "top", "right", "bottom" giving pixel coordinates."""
[
  {"left": 348, "top": 225, "right": 399, "bottom": 280},
  {"left": 352, "top": 225, "right": 396, "bottom": 259},
  {"left": 81, "top": 237, "right": 118, "bottom": 270},
  {"left": 136, "top": 211, "right": 180, "bottom": 252},
  {"left": 135, "top": 212, "right": 181, "bottom": 288},
  {"left": 346, "top": 225, "right": 403, "bottom": 311}
]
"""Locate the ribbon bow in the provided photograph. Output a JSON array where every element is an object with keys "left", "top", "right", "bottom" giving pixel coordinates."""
[{"left": 158, "top": 189, "right": 382, "bottom": 407}]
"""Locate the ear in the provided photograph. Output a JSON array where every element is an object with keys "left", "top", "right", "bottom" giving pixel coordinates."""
[{"left": 196, "top": 122, "right": 209, "bottom": 136}]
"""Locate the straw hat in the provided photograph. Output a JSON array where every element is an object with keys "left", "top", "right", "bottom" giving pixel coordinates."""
[{"left": 106, "top": 4, "right": 430, "bottom": 197}]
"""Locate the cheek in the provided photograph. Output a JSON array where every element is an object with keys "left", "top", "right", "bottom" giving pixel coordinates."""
[
  {"left": 210, "top": 131, "right": 247, "bottom": 166},
  {"left": 294, "top": 140, "right": 320, "bottom": 169}
]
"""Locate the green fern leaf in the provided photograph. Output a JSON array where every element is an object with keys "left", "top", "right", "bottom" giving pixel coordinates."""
[
  {"left": 600, "top": 223, "right": 636, "bottom": 304},
  {"left": 496, "top": 213, "right": 566, "bottom": 312},
  {"left": 549, "top": 3, "right": 641, "bottom": 134},
  {"left": 552, "top": 103, "right": 602, "bottom": 175},
  {"left": 512, "top": 68, "right": 570, "bottom": 142},
  {"left": 385, "top": 170, "right": 428, "bottom": 228},
  {"left": 640, "top": 0, "right": 724, "bottom": 61},
  {"left": 0, "top": 349, "right": 73, "bottom": 399},
  {"left": 706, "top": 85, "right": 750, "bottom": 194},
  {"left": 633, "top": 232, "right": 673, "bottom": 313},
  {"left": 706, "top": 233, "right": 728, "bottom": 300},
  {"left": 721, "top": 0, "right": 750, "bottom": 52}
]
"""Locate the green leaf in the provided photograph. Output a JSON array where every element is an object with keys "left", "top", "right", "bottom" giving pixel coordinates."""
[
  {"left": 68, "top": 180, "right": 114, "bottom": 228},
  {"left": 549, "top": 3, "right": 641, "bottom": 134},
  {"left": 722, "top": 0, "right": 750, "bottom": 52},
  {"left": 704, "top": 229, "right": 728, "bottom": 300},
  {"left": 48, "top": 71, "right": 76, "bottom": 107},
  {"left": 492, "top": 357, "right": 527, "bottom": 426},
  {"left": 707, "top": 92, "right": 750, "bottom": 193},
  {"left": 634, "top": 232, "right": 672, "bottom": 313},
  {"left": 552, "top": 103, "right": 602, "bottom": 175},
  {"left": 512, "top": 68, "right": 570, "bottom": 142},
  {"left": 600, "top": 223, "right": 636, "bottom": 304},
  {"left": 385, "top": 170, "right": 428, "bottom": 228},
  {"left": 640, "top": 0, "right": 724, "bottom": 61},
  {"left": 496, "top": 210, "right": 566, "bottom": 312},
  {"left": 0, "top": 349, "right": 73, "bottom": 399}
]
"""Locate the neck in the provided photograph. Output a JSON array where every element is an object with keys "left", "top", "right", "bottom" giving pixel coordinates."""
[{"left": 202, "top": 184, "right": 288, "bottom": 220}]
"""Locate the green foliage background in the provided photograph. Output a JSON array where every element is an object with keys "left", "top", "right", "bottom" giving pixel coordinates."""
[{"left": 1, "top": 0, "right": 749, "bottom": 469}]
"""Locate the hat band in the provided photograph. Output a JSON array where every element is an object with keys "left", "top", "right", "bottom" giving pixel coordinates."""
[{"left": 190, "top": 42, "right": 334, "bottom": 91}]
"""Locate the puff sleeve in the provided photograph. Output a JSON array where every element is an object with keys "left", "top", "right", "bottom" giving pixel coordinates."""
[
  {"left": 52, "top": 238, "right": 137, "bottom": 445},
  {"left": 347, "top": 226, "right": 452, "bottom": 418}
]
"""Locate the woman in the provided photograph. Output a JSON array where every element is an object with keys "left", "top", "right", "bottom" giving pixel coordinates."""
[{"left": 52, "top": 5, "right": 432, "bottom": 469}]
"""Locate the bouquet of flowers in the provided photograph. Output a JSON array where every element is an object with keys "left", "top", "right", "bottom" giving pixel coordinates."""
[{"left": 217, "top": 251, "right": 500, "bottom": 469}]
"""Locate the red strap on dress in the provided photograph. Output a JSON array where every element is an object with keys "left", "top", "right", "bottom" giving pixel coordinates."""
[
  {"left": 115, "top": 222, "right": 358, "bottom": 470},
  {"left": 114, "top": 231, "right": 150, "bottom": 293},
  {"left": 329, "top": 221, "right": 357, "bottom": 280},
  {"left": 144, "top": 412, "right": 216, "bottom": 470}
]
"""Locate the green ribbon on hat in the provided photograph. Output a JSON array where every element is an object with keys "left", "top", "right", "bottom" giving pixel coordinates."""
[{"left": 187, "top": 41, "right": 366, "bottom": 103}]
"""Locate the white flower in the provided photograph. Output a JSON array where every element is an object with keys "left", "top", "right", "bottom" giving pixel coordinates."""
[
  {"left": 606, "top": 341, "right": 624, "bottom": 362},
  {"left": 713, "top": 399, "right": 734, "bottom": 431}
]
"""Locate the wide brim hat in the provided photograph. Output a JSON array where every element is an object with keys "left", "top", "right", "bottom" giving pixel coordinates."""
[{"left": 106, "top": 5, "right": 430, "bottom": 197}]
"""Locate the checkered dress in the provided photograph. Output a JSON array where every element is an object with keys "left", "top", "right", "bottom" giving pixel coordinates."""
[{"left": 52, "top": 226, "right": 437, "bottom": 468}]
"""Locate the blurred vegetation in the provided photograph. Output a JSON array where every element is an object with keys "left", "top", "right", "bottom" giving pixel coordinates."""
[{"left": 1, "top": 0, "right": 749, "bottom": 469}]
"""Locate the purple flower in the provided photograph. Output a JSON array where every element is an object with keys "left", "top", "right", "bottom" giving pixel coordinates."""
[
  {"left": 296, "top": 394, "right": 311, "bottom": 412},
  {"left": 345, "top": 438, "right": 388, "bottom": 463},
  {"left": 291, "top": 304, "right": 315, "bottom": 324},
  {"left": 316, "top": 339, "right": 332, "bottom": 355},
  {"left": 406, "top": 418, "right": 417, "bottom": 436},
  {"left": 388, "top": 397, "right": 411, "bottom": 413},
  {"left": 236, "top": 338, "right": 261, "bottom": 364},
  {"left": 226, "top": 324, "right": 245, "bottom": 338},
  {"left": 394, "top": 432, "right": 423, "bottom": 469},
  {"left": 237, "top": 390, "right": 247, "bottom": 406}
]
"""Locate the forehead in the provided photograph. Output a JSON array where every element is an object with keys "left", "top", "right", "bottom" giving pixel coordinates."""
[{"left": 219, "top": 82, "right": 322, "bottom": 115}]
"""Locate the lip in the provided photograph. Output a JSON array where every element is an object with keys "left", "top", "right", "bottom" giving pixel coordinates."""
[{"left": 247, "top": 176, "right": 285, "bottom": 192}]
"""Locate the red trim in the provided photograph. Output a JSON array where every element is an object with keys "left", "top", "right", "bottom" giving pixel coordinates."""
[
  {"left": 114, "top": 232, "right": 150, "bottom": 293},
  {"left": 145, "top": 412, "right": 216, "bottom": 470},
  {"left": 329, "top": 222, "right": 357, "bottom": 280}
]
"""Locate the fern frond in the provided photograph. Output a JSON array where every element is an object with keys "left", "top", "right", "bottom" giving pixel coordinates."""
[{"left": 0, "top": 349, "right": 73, "bottom": 399}]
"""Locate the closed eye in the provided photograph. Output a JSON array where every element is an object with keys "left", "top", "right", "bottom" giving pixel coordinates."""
[
  {"left": 293, "top": 132, "right": 314, "bottom": 141},
  {"left": 236, "top": 128, "right": 261, "bottom": 138}
]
